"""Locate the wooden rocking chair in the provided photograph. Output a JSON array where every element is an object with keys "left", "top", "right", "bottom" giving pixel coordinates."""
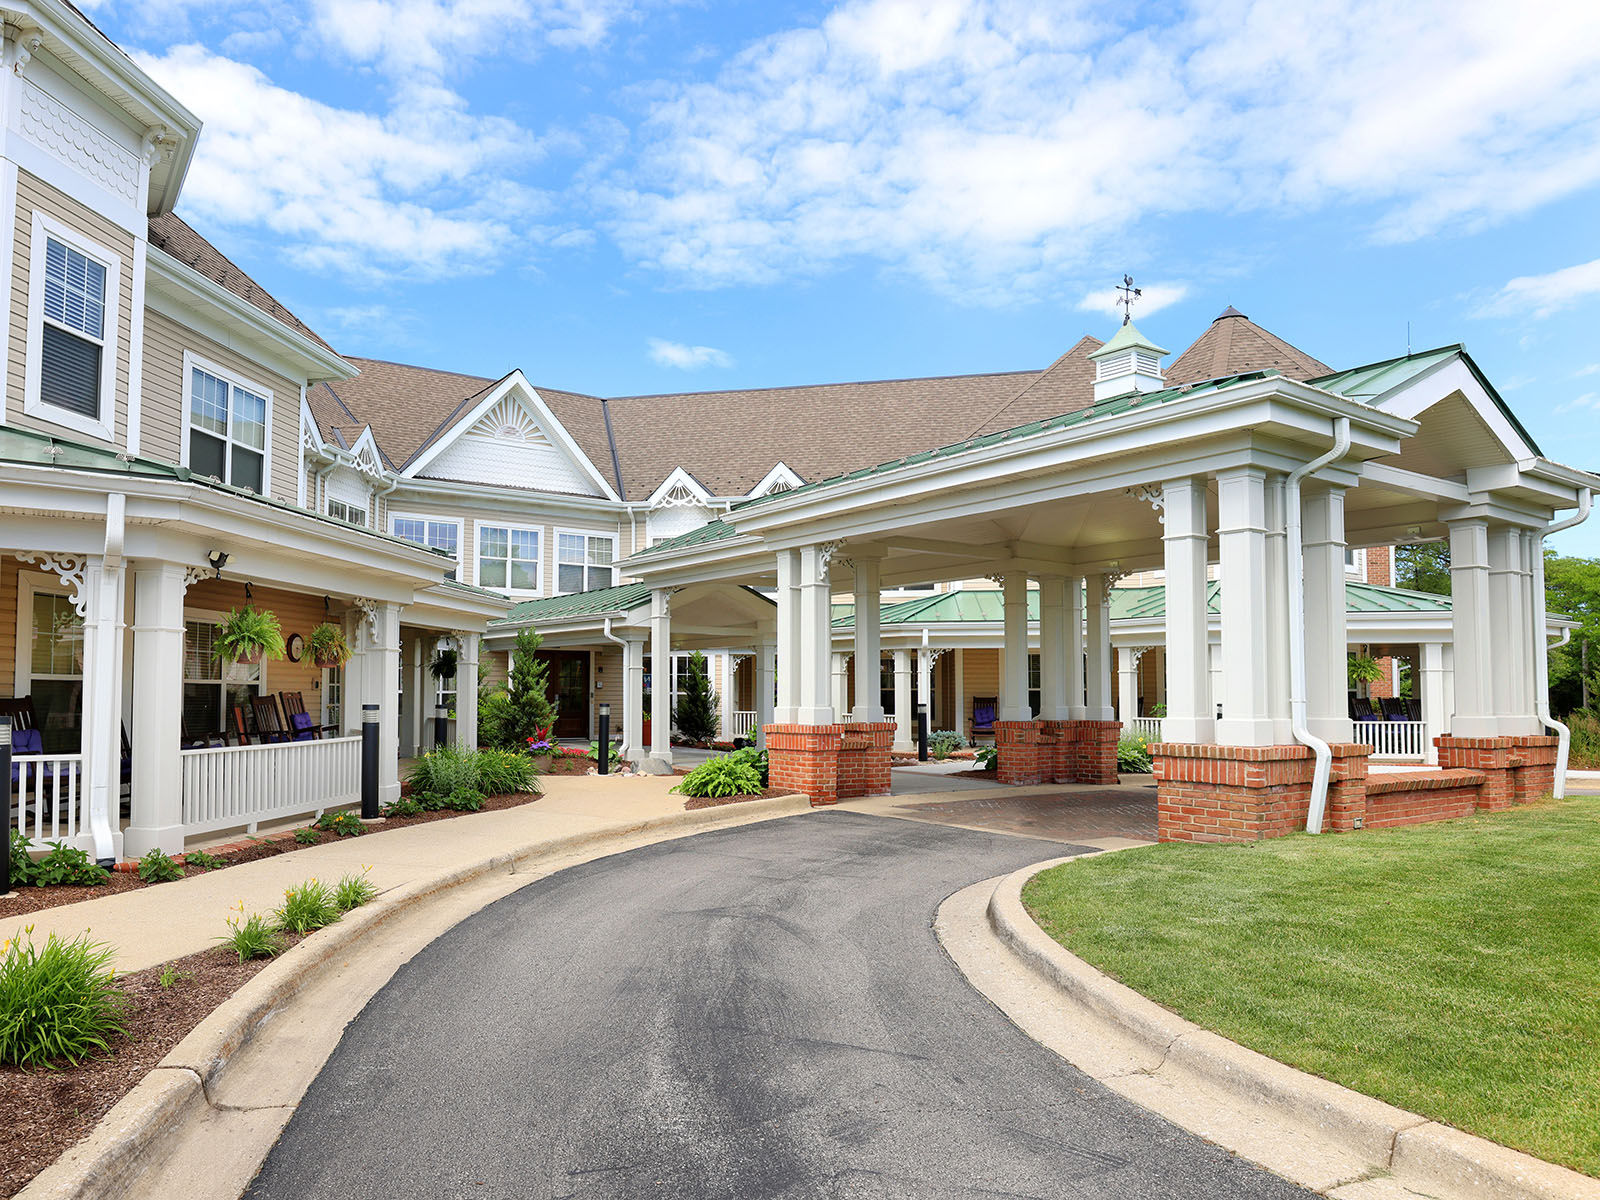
[
  {"left": 278, "top": 691, "right": 334, "bottom": 740},
  {"left": 250, "top": 695, "right": 291, "bottom": 743}
]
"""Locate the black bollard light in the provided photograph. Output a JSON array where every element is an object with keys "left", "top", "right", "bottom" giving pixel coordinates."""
[
  {"left": 0, "top": 717, "right": 11, "bottom": 892},
  {"left": 597, "top": 703, "right": 610, "bottom": 775},
  {"left": 916, "top": 703, "right": 929, "bottom": 762},
  {"left": 434, "top": 703, "right": 449, "bottom": 750},
  {"left": 361, "top": 703, "right": 379, "bottom": 819}
]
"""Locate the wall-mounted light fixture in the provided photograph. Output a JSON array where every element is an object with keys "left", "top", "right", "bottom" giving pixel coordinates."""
[{"left": 207, "top": 550, "right": 230, "bottom": 575}]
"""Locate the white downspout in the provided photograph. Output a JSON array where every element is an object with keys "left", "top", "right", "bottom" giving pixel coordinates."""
[
  {"left": 601, "top": 616, "right": 629, "bottom": 752},
  {"left": 1288, "top": 417, "right": 1351, "bottom": 834},
  {"left": 1534, "top": 487, "right": 1591, "bottom": 798}
]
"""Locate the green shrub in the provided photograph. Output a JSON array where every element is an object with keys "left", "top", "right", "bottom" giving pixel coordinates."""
[
  {"left": 314, "top": 811, "right": 365, "bottom": 838},
  {"left": 292, "top": 827, "right": 321, "bottom": 845},
  {"left": 974, "top": 745, "right": 998, "bottom": 770},
  {"left": 0, "top": 931, "right": 127, "bottom": 1067},
  {"left": 381, "top": 796, "right": 425, "bottom": 818},
  {"left": 672, "top": 650, "right": 721, "bottom": 744},
  {"left": 407, "top": 745, "right": 478, "bottom": 797},
  {"left": 408, "top": 746, "right": 540, "bottom": 800},
  {"left": 274, "top": 879, "right": 341, "bottom": 934},
  {"left": 1117, "top": 733, "right": 1153, "bottom": 773},
  {"left": 333, "top": 869, "right": 379, "bottom": 912},
  {"left": 438, "top": 789, "right": 485, "bottom": 813},
  {"left": 928, "top": 729, "right": 967, "bottom": 759},
  {"left": 671, "top": 754, "right": 764, "bottom": 798},
  {"left": 503, "top": 629, "right": 555, "bottom": 747},
  {"left": 136, "top": 848, "right": 184, "bottom": 883},
  {"left": 587, "top": 740, "right": 619, "bottom": 767},
  {"left": 158, "top": 965, "right": 190, "bottom": 988},
  {"left": 726, "top": 746, "right": 769, "bottom": 787},
  {"left": 474, "top": 748, "right": 538, "bottom": 795},
  {"left": 212, "top": 605, "right": 286, "bottom": 665},
  {"left": 28, "top": 841, "right": 110, "bottom": 888},
  {"left": 219, "top": 909, "right": 282, "bottom": 962},
  {"left": 184, "top": 850, "right": 226, "bottom": 872},
  {"left": 8, "top": 829, "right": 36, "bottom": 888}
]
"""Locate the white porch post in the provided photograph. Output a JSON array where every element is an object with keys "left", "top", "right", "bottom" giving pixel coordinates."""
[
  {"left": 851, "top": 556, "right": 884, "bottom": 722},
  {"left": 1216, "top": 466, "right": 1274, "bottom": 745},
  {"left": 1263, "top": 474, "right": 1293, "bottom": 743},
  {"left": 1067, "top": 573, "right": 1086, "bottom": 717},
  {"left": 455, "top": 632, "right": 479, "bottom": 750},
  {"left": 831, "top": 652, "right": 849, "bottom": 719},
  {"left": 125, "top": 562, "right": 185, "bottom": 856},
  {"left": 1000, "top": 572, "right": 1030, "bottom": 721},
  {"left": 80, "top": 549, "right": 126, "bottom": 863},
  {"left": 357, "top": 601, "right": 402, "bottom": 805},
  {"left": 623, "top": 634, "right": 646, "bottom": 761},
  {"left": 1420, "top": 640, "right": 1447, "bottom": 766},
  {"left": 755, "top": 637, "right": 776, "bottom": 748},
  {"left": 1038, "top": 575, "right": 1069, "bottom": 720},
  {"left": 798, "top": 544, "right": 835, "bottom": 724},
  {"left": 1447, "top": 517, "right": 1495, "bottom": 737},
  {"left": 1084, "top": 573, "right": 1113, "bottom": 721},
  {"left": 650, "top": 589, "right": 673, "bottom": 763},
  {"left": 1162, "top": 476, "right": 1213, "bottom": 743},
  {"left": 1303, "top": 487, "right": 1353, "bottom": 744},
  {"left": 1116, "top": 646, "right": 1138, "bottom": 726},
  {"left": 775, "top": 550, "right": 800, "bottom": 724},
  {"left": 892, "top": 650, "right": 913, "bottom": 752},
  {"left": 718, "top": 653, "right": 737, "bottom": 739},
  {"left": 1489, "top": 524, "right": 1537, "bottom": 735},
  {"left": 409, "top": 635, "right": 424, "bottom": 757},
  {"left": 953, "top": 648, "right": 966, "bottom": 738}
]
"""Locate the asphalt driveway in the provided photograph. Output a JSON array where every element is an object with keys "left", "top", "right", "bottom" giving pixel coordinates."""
[{"left": 246, "top": 811, "right": 1312, "bottom": 1199}]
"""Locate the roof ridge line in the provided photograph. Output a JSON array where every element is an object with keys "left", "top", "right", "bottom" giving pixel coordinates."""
[{"left": 608, "top": 366, "right": 1044, "bottom": 404}]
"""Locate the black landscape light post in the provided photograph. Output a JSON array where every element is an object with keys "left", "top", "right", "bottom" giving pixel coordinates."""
[
  {"left": 0, "top": 717, "right": 11, "bottom": 891},
  {"left": 916, "top": 703, "right": 929, "bottom": 762},
  {"left": 597, "top": 703, "right": 610, "bottom": 775},
  {"left": 434, "top": 703, "right": 448, "bottom": 750},
  {"left": 361, "top": 704, "right": 379, "bottom": 819}
]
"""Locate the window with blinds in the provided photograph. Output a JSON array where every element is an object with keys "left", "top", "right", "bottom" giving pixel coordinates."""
[
  {"left": 188, "top": 363, "right": 268, "bottom": 493},
  {"left": 39, "top": 237, "right": 107, "bottom": 419}
]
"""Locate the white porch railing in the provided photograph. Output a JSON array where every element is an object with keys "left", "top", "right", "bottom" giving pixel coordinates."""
[
  {"left": 730, "top": 711, "right": 759, "bottom": 739},
  {"left": 1353, "top": 720, "right": 1427, "bottom": 760},
  {"left": 12, "top": 753, "right": 85, "bottom": 846},
  {"left": 181, "top": 736, "right": 362, "bottom": 836},
  {"left": 1123, "top": 717, "right": 1162, "bottom": 741}
]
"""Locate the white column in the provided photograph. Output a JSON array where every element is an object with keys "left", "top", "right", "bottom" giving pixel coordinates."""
[
  {"left": 1067, "top": 573, "right": 1086, "bottom": 717},
  {"left": 755, "top": 637, "right": 776, "bottom": 749},
  {"left": 852, "top": 557, "right": 884, "bottom": 722},
  {"left": 1263, "top": 474, "right": 1293, "bottom": 743},
  {"left": 1000, "top": 572, "right": 1031, "bottom": 721},
  {"left": 650, "top": 589, "right": 673, "bottom": 763},
  {"left": 1447, "top": 517, "right": 1495, "bottom": 737},
  {"left": 831, "top": 652, "right": 849, "bottom": 718},
  {"left": 1216, "top": 466, "right": 1274, "bottom": 745},
  {"left": 1162, "top": 476, "right": 1213, "bottom": 743},
  {"left": 80, "top": 553, "right": 126, "bottom": 862},
  {"left": 717, "top": 652, "right": 736, "bottom": 739},
  {"left": 1084, "top": 573, "right": 1113, "bottom": 721},
  {"left": 455, "top": 632, "right": 479, "bottom": 751},
  {"left": 892, "top": 649, "right": 913, "bottom": 752},
  {"left": 1303, "top": 486, "right": 1352, "bottom": 744},
  {"left": 1489, "top": 524, "right": 1537, "bottom": 735},
  {"left": 358, "top": 602, "right": 402, "bottom": 806},
  {"left": 774, "top": 550, "right": 800, "bottom": 724},
  {"left": 798, "top": 544, "right": 835, "bottom": 725},
  {"left": 1420, "top": 641, "right": 1447, "bottom": 766},
  {"left": 953, "top": 648, "right": 966, "bottom": 738},
  {"left": 409, "top": 635, "right": 425, "bottom": 757},
  {"left": 623, "top": 634, "right": 646, "bottom": 762},
  {"left": 125, "top": 563, "right": 185, "bottom": 856},
  {"left": 1117, "top": 646, "right": 1138, "bottom": 725},
  {"left": 1038, "top": 575, "right": 1069, "bottom": 720}
]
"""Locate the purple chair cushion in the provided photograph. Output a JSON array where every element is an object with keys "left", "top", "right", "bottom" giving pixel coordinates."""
[
  {"left": 13, "top": 728, "right": 41, "bottom": 754},
  {"left": 289, "top": 712, "right": 315, "bottom": 740}
]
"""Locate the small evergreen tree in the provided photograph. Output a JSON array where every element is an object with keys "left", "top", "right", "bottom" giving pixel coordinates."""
[
  {"left": 673, "top": 650, "right": 720, "bottom": 744},
  {"left": 505, "top": 629, "right": 555, "bottom": 746}
]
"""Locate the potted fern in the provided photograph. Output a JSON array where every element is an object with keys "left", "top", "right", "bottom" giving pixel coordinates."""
[
  {"left": 430, "top": 647, "right": 458, "bottom": 681},
  {"left": 309, "top": 621, "right": 351, "bottom": 668},
  {"left": 1348, "top": 653, "right": 1385, "bottom": 690},
  {"left": 213, "top": 605, "right": 285, "bottom": 666}
]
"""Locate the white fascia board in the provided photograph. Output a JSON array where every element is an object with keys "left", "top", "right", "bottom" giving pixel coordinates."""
[
  {"left": 400, "top": 372, "right": 622, "bottom": 502},
  {"left": 1372, "top": 356, "right": 1536, "bottom": 462},
  {"left": 646, "top": 466, "right": 715, "bottom": 507},
  {"left": 299, "top": 393, "right": 326, "bottom": 453},
  {"left": 402, "top": 586, "right": 514, "bottom": 629},
  {"left": 386, "top": 474, "right": 627, "bottom": 517},
  {"left": 746, "top": 461, "right": 804, "bottom": 499},
  {"left": 619, "top": 535, "right": 770, "bottom": 584},
  {"left": 146, "top": 248, "right": 352, "bottom": 383},
  {"left": 1515, "top": 457, "right": 1600, "bottom": 494}
]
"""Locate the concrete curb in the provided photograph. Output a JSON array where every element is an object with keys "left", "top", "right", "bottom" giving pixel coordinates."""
[
  {"left": 20, "top": 794, "right": 812, "bottom": 1200},
  {"left": 984, "top": 859, "right": 1600, "bottom": 1200}
]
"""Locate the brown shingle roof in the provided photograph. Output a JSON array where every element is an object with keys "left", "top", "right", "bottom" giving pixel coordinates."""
[
  {"left": 963, "top": 335, "right": 1102, "bottom": 438},
  {"left": 315, "top": 358, "right": 498, "bottom": 468},
  {"left": 1166, "top": 308, "right": 1331, "bottom": 386},
  {"left": 147, "top": 213, "right": 339, "bottom": 355}
]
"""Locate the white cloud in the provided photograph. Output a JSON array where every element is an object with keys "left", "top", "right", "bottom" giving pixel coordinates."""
[
  {"left": 601, "top": 0, "right": 1600, "bottom": 300},
  {"left": 1577, "top": 363, "right": 1600, "bottom": 377},
  {"left": 1474, "top": 257, "right": 1600, "bottom": 320},
  {"left": 647, "top": 338, "right": 734, "bottom": 369},
  {"left": 1076, "top": 283, "right": 1188, "bottom": 322},
  {"left": 1555, "top": 391, "right": 1600, "bottom": 414}
]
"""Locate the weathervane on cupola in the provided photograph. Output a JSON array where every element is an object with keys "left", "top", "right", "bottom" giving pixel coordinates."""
[
  {"left": 1087, "top": 275, "right": 1168, "bottom": 402},
  {"left": 1116, "top": 273, "right": 1141, "bottom": 325}
]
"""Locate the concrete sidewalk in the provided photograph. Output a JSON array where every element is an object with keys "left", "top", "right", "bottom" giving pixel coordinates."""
[{"left": 0, "top": 776, "right": 719, "bottom": 975}]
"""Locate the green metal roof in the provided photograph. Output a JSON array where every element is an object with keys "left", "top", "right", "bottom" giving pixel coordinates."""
[
  {"left": 628, "top": 518, "right": 738, "bottom": 560},
  {"left": 497, "top": 582, "right": 652, "bottom": 624},
  {"left": 1086, "top": 319, "right": 1168, "bottom": 359},
  {"left": 831, "top": 580, "right": 1452, "bottom": 628}
]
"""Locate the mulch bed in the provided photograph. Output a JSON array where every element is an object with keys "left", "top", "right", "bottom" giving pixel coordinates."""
[
  {"left": 681, "top": 786, "right": 794, "bottom": 810},
  {"left": 0, "top": 936, "right": 303, "bottom": 1198},
  {"left": 0, "top": 789, "right": 544, "bottom": 920}
]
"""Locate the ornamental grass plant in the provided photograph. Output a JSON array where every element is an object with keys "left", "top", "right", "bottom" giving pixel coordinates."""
[{"left": 0, "top": 930, "right": 127, "bottom": 1067}]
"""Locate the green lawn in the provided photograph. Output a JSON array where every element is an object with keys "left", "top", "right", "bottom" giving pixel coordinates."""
[{"left": 1022, "top": 798, "right": 1600, "bottom": 1177}]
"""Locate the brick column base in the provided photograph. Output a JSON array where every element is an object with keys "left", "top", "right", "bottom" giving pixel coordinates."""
[
  {"left": 1059, "top": 719, "right": 1122, "bottom": 786},
  {"left": 1434, "top": 735, "right": 1558, "bottom": 810},
  {"left": 765, "top": 724, "right": 843, "bottom": 807},
  {"left": 995, "top": 720, "right": 1043, "bottom": 786},
  {"left": 837, "top": 722, "right": 895, "bottom": 800},
  {"left": 1153, "top": 742, "right": 1371, "bottom": 842}
]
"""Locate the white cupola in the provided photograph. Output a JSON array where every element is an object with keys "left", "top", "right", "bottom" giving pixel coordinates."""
[{"left": 1086, "top": 320, "right": 1169, "bottom": 403}]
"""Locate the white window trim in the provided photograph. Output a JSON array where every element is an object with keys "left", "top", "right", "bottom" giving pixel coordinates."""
[
  {"left": 475, "top": 521, "right": 544, "bottom": 598},
  {"left": 389, "top": 511, "right": 464, "bottom": 577},
  {"left": 554, "top": 527, "right": 617, "bottom": 595},
  {"left": 24, "top": 211, "right": 121, "bottom": 442},
  {"left": 179, "top": 350, "right": 274, "bottom": 495},
  {"left": 15, "top": 569, "right": 80, "bottom": 699},
  {"left": 327, "top": 497, "right": 370, "bottom": 529}
]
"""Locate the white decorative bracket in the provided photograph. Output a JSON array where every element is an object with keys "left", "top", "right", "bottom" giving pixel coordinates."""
[
  {"left": 16, "top": 552, "right": 89, "bottom": 617},
  {"left": 350, "top": 597, "right": 379, "bottom": 637},
  {"left": 182, "top": 566, "right": 216, "bottom": 591},
  {"left": 1127, "top": 483, "right": 1165, "bottom": 525},
  {"left": 816, "top": 540, "right": 843, "bottom": 582}
]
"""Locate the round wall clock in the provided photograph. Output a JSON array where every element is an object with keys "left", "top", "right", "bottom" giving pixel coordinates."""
[{"left": 286, "top": 633, "right": 305, "bottom": 663}]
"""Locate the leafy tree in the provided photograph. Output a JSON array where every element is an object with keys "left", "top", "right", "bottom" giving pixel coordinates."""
[
  {"left": 672, "top": 650, "right": 720, "bottom": 744},
  {"left": 1545, "top": 551, "right": 1600, "bottom": 716},
  {"left": 1394, "top": 543, "right": 1450, "bottom": 595},
  {"left": 481, "top": 629, "right": 555, "bottom": 749}
]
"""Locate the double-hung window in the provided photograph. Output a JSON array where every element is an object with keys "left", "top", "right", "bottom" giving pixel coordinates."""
[
  {"left": 392, "top": 515, "right": 460, "bottom": 580},
  {"left": 183, "top": 615, "right": 262, "bottom": 737},
  {"left": 26, "top": 215, "right": 121, "bottom": 440},
  {"left": 477, "top": 525, "right": 540, "bottom": 594},
  {"left": 185, "top": 354, "right": 269, "bottom": 493},
  {"left": 557, "top": 532, "right": 615, "bottom": 594},
  {"left": 22, "top": 576, "right": 85, "bottom": 753}
]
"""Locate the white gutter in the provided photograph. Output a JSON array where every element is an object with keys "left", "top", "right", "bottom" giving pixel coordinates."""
[
  {"left": 1287, "top": 417, "right": 1351, "bottom": 834},
  {"left": 1534, "top": 487, "right": 1591, "bottom": 797}
]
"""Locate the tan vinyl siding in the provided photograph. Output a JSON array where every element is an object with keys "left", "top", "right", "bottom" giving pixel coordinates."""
[
  {"left": 593, "top": 646, "right": 623, "bottom": 732},
  {"left": 7, "top": 170, "right": 135, "bottom": 447},
  {"left": 140, "top": 309, "right": 302, "bottom": 505},
  {"left": 960, "top": 648, "right": 999, "bottom": 737},
  {"left": 0, "top": 556, "right": 18, "bottom": 690},
  {"left": 481, "top": 649, "right": 509, "bottom": 691}
]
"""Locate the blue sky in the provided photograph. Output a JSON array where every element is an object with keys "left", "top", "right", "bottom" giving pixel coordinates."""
[{"left": 84, "top": 0, "right": 1600, "bottom": 553}]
